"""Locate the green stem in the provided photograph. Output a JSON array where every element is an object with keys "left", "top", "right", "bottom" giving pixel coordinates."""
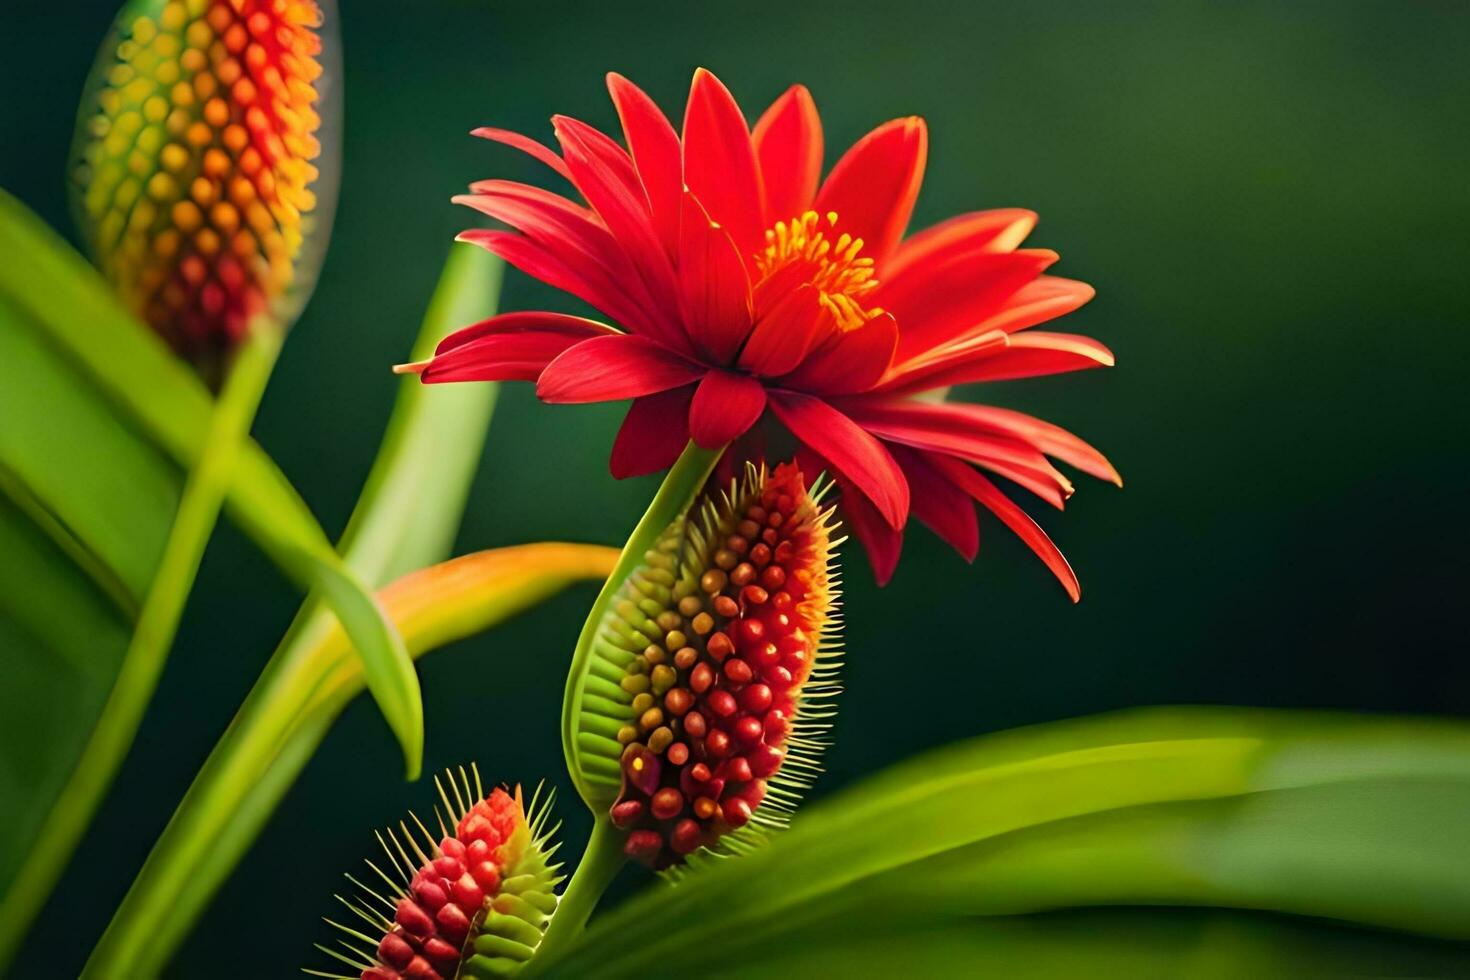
[
  {"left": 535, "top": 819, "right": 627, "bottom": 965},
  {"left": 0, "top": 324, "right": 280, "bottom": 967},
  {"left": 561, "top": 441, "right": 722, "bottom": 807}
]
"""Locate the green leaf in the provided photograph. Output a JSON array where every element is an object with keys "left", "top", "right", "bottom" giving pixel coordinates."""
[
  {"left": 0, "top": 496, "right": 133, "bottom": 902},
  {"left": 85, "top": 245, "right": 520, "bottom": 978},
  {"left": 530, "top": 708, "right": 1470, "bottom": 977},
  {"left": 709, "top": 908, "right": 1470, "bottom": 978},
  {"left": 0, "top": 187, "right": 420, "bottom": 770},
  {"left": 0, "top": 323, "right": 282, "bottom": 973},
  {"left": 0, "top": 188, "right": 417, "bottom": 967},
  {"left": 0, "top": 183, "right": 426, "bottom": 740},
  {"left": 0, "top": 206, "right": 183, "bottom": 966},
  {"left": 0, "top": 301, "right": 176, "bottom": 616}
]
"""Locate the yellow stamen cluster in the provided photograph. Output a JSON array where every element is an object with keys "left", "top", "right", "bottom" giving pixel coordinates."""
[
  {"left": 73, "top": 0, "right": 329, "bottom": 359},
  {"left": 757, "top": 210, "right": 881, "bottom": 332}
]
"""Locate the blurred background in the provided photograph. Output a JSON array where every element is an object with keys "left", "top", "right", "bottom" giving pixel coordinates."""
[{"left": 3, "top": 1, "right": 1468, "bottom": 975}]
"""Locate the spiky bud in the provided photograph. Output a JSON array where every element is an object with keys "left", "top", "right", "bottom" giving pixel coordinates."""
[
  {"left": 71, "top": 0, "right": 339, "bottom": 366},
  {"left": 310, "top": 768, "right": 562, "bottom": 980},
  {"left": 572, "top": 462, "right": 842, "bottom": 869}
]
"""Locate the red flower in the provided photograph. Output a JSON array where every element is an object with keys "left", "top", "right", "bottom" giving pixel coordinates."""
[{"left": 403, "top": 69, "right": 1118, "bottom": 597}]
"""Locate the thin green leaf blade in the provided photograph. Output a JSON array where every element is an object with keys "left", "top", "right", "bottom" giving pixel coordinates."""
[
  {"left": 0, "top": 325, "right": 282, "bottom": 966},
  {"left": 338, "top": 243, "right": 502, "bottom": 582},
  {"left": 288, "top": 549, "right": 423, "bottom": 777},
  {"left": 0, "top": 186, "right": 424, "bottom": 769},
  {"left": 714, "top": 909, "right": 1470, "bottom": 979},
  {"left": 85, "top": 245, "right": 510, "bottom": 977},
  {"left": 533, "top": 708, "right": 1470, "bottom": 977}
]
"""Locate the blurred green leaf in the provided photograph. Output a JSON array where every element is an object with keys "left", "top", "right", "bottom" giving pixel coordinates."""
[
  {"left": 1, "top": 325, "right": 282, "bottom": 974},
  {"left": 713, "top": 908, "right": 1470, "bottom": 978},
  {"left": 0, "top": 497, "right": 133, "bottom": 903},
  {"left": 85, "top": 245, "right": 514, "bottom": 978},
  {"left": 0, "top": 302, "right": 176, "bottom": 616},
  {"left": 0, "top": 188, "right": 419, "bottom": 966},
  {"left": 0, "top": 188, "right": 420, "bottom": 768},
  {"left": 531, "top": 707, "right": 1470, "bottom": 977}
]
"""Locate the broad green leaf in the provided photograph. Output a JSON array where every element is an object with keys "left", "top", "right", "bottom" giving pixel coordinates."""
[
  {"left": 0, "top": 325, "right": 283, "bottom": 972},
  {"left": 0, "top": 188, "right": 419, "bottom": 769},
  {"left": 712, "top": 908, "right": 1470, "bottom": 978},
  {"left": 86, "top": 246, "right": 543, "bottom": 978},
  {"left": 0, "top": 303, "right": 176, "bottom": 615},
  {"left": 0, "top": 188, "right": 417, "bottom": 968},
  {"left": 530, "top": 708, "right": 1470, "bottom": 977},
  {"left": 0, "top": 497, "right": 132, "bottom": 900},
  {"left": 0, "top": 216, "right": 182, "bottom": 967}
]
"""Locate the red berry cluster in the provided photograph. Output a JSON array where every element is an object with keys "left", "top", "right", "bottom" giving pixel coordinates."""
[
  {"left": 609, "top": 464, "right": 833, "bottom": 867},
  {"left": 363, "top": 791, "right": 522, "bottom": 980}
]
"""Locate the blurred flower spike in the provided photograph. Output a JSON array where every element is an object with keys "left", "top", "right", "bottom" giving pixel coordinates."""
[
  {"left": 576, "top": 462, "right": 842, "bottom": 869},
  {"left": 311, "top": 768, "right": 563, "bottom": 980},
  {"left": 72, "top": 0, "right": 338, "bottom": 364},
  {"left": 404, "top": 68, "right": 1121, "bottom": 595}
]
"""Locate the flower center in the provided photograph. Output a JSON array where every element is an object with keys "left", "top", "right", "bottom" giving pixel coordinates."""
[{"left": 756, "top": 210, "right": 881, "bottom": 332}]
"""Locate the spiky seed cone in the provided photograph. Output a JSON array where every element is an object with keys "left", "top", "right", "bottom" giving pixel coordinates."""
[
  {"left": 574, "top": 461, "right": 842, "bottom": 869},
  {"left": 309, "top": 767, "right": 563, "bottom": 980},
  {"left": 71, "top": 0, "right": 339, "bottom": 367}
]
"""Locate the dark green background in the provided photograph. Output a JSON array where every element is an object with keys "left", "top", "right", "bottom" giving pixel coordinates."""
[{"left": 3, "top": 1, "right": 1468, "bottom": 975}]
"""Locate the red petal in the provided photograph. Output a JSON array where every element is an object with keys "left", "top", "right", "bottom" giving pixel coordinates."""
[
  {"left": 768, "top": 391, "right": 908, "bottom": 529},
  {"left": 416, "top": 312, "right": 618, "bottom": 384},
  {"left": 813, "top": 116, "right": 927, "bottom": 262},
  {"left": 607, "top": 73, "right": 683, "bottom": 257},
  {"left": 433, "top": 310, "right": 619, "bottom": 356},
  {"left": 612, "top": 385, "right": 695, "bottom": 478},
  {"left": 752, "top": 85, "right": 823, "bottom": 224},
  {"left": 780, "top": 312, "right": 897, "bottom": 395},
  {"left": 880, "top": 249, "right": 1057, "bottom": 361},
  {"left": 881, "top": 209, "right": 1036, "bottom": 283},
  {"left": 737, "top": 285, "right": 829, "bottom": 377},
  {"left": 952, "top": 331, "right": 1115, "bottom": 383},
  {"left": 457, "top": 229, "right": 655, "bottom": 337},
  {"left": 455, "top": 186, "right": 653, "bottom": 331},
  {"left": 942, "top": 404, "right": 1120, "bottom": 486},
  {"left": 471, "top": 127, "right": 574, "bottom": 182},
  {"left": 926, "top": 452, "right": 1080, "bottom": 602},
  {"left": 537, "top": 334, "right": 703, "bottom": 403},
  {"left": 688, "top": 370, "right": 767, "bottom": 448},
  {"left": 841, "top": 398, "right": 1073, "bottom": 508},
  {"left": 982, "top": 276, "right": 1096, "bottom": 335},
  {"left": 682, "top": 68, "right": 765, "bottom": 260},
  {"left": 832, "top": 467, "right": 904, "bottom": 585},
  {"left": 879, "top": 276, "right": 1096, "bottom": 394},
  {"left": 677, "top": 190, "right": 754, "bottom": 364},
  {"left": 890, "top": 445, "right": 979, "bottom": 561},
  {"left": 552, "top": 116, "right": 684, "bottom": 347},
  {"left": 876, "top": 329, "right": 1009, "bottom": 395}
]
